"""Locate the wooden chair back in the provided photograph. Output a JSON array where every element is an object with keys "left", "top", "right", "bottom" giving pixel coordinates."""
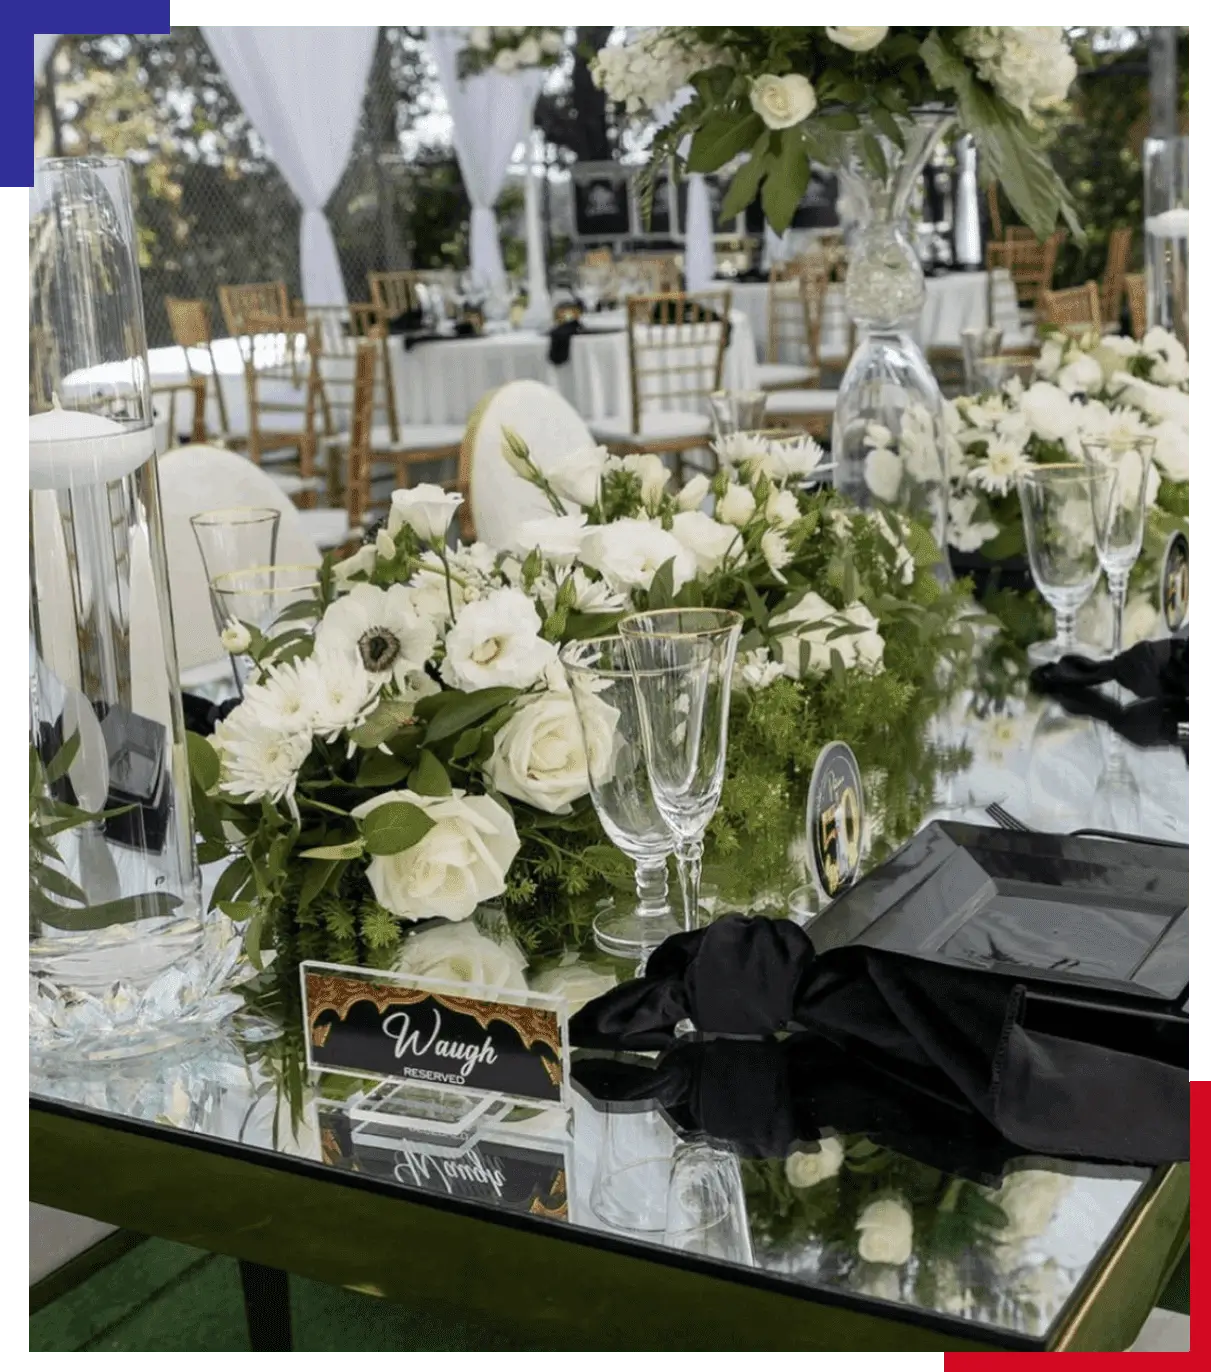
[
  {"left": 1100, "top": 227, "right": 1132, "bottom": 328},
  {"left": 165, "top": 297, "right": 230, "bottom": 439},
  {"left": 766, "top": 269, "right": 823, "bottom": 370},
  {"left": 1125, "top": 273, "right": 1147, "bottom": 340},
  {"left": 303, "top": 303, "right": 399, "bottom": 446},
  {"left": 218, "top": 281, "right": 292, "bottom": 337},
  {"left": 235, "top": 316, "right": 323, "bottom": 490},
  {"left": 625, "top": 290, "right": 730, "bottom": 433},
  {"left": 985, "top": 233, "right": 1063, "bottom": 307},
  {"left": 1038, "top": 281, "right": 1102, "bottom": 335},
  {"left": 342, "top": 340, "right": 380, "bottom": 529},
  {"left": 368, "top": 270, "right": 428, "bottom": 326}
]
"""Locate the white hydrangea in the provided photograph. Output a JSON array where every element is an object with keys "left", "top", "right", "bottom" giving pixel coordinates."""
[
  {"left": 958, "top": 28, "right": 1077, "bottom": 119},
  {"left": 592, "top": 29, "right": 718, "bottom": 114}
]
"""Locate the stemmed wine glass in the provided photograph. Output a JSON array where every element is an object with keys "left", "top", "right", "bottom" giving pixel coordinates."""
[
  {"left": 1016, "top": 464, "right": 1115, "bottom": 666},
  {"left": 1083, "top": 435, "right": 1156, "bottom": 657},
  {"left": 191, "top": 506, "right": 281, "bottom": 690},
  {"left": 559, "top": 636, "right": 682, "bottom": 959},
  {"left": 210, "top": 564, "right": 320, "bottom": 686},
  {"left": 619, "top": 608, "right": 743, "bottom": 932}
]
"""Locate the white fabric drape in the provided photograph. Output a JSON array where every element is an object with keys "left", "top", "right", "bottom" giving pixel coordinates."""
[
  {"left": 764, "top": 222, "right": 791, "bottom": 269},
  {"left": 34, "top": 34, "right": 59, "bottom": 81},
  {"left": 202, "top": 26, "right": 378, "bottom": 305},
  {"left": 427, "top": 27, "right": 545, "bottom": 289},
  {"left": 683, "top": 174, "right": 716, "bottom": 291}
]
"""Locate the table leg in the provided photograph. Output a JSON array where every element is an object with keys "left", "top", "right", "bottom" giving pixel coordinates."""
[{"left": 238, "top": 1258, "right": 292, "bottom": 1352}]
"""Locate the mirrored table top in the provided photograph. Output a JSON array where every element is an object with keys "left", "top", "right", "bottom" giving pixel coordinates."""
[{"left": 31, "top": 642, "right": 1189, "bottom": 1349}]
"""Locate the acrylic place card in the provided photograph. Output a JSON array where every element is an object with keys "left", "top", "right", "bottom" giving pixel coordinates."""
[{"left": 300, "top": 960, "right": 570, "bottom": 1110}]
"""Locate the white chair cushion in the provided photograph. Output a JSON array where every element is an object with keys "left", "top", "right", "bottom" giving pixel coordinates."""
[
  {"left": 157, "top": 445, "right": 323, "bottom": 672},
  {"left": 756, "top": 362, "right": 817, "bottom": 389},
  {"left": 298, "top": 508, "right": 359, "bottom": 550},
  {"left": 590, "top": 411, "right": 712, "bottom": 445},
  {"left": 371, "top": 423, "right": 464, "bottom": 453},
  {"left": 465, "top": 380, "right": 594, "bottom": 549},
  {"left": 267, "top": 472, "right": 325, "bottom": 497},
  {"left": 764, "top": 389, "right": 839, "bottom": 415}
]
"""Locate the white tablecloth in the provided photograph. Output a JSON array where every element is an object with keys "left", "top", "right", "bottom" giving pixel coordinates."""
[
  {"left": 146, "top": 336, "right": 308, "bottom": 441},
  {"left": 725, "top": 271, "right": 1027, "bottom": 364}
]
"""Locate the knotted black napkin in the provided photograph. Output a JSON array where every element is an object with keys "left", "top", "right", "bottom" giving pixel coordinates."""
[
  {"left": 181, "top": 693, "right": 239, "bottom": 737},
  {"left": 570, "top": 915, "right": 1188, "bottom": 1165}
]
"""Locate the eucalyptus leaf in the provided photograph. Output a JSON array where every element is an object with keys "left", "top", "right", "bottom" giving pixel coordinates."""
[
  {"left": 38, "top": 890, "right": 182, "bottom": 931},
  {"left": 409, "top": 748, "right": 452, "bottom": 797},
  {"left": 360, "top": 801, "right": 436, "bottom": 856}
]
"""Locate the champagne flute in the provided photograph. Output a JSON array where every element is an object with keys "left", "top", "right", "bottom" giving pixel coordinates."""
[
  {"left": 210, "top": 564, "right": 320, "bottom": 685},
  {"left": 1083, "top": 435, "right": 1156, "bottom": 657},
  {"left": 1016, "top": 464, "right": 1114, "bottom": 666},
  {"left": 191, "top": 507, "right": 281, "bottom": 692},
  {"left": 560, "top": 637, "right": 681, "bottom": 959},
  {"left": 619, "top": 609, "right": 743, "bottom": 932}
]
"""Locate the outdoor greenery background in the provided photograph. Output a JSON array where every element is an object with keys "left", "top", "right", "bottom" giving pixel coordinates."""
[{"left": 34, "top": 27, "right": 1188, "bottom": 348}]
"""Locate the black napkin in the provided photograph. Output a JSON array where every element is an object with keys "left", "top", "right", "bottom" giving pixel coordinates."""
[
  {"left": 547, "top": 317, "right": 583, "bottom": 366},
  {"left": 182, "top": 692, "right": 239, "bottom": 737},
  {"left": 386, "top": 310, "right": 426, "bottom": 335},
  {"left": 570, "top": 915, "right": 1188, "bottom": 1165}
]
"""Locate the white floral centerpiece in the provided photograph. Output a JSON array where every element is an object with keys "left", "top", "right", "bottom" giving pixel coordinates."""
[
  {"left": 459, "top": 26, "right": 564, "bottom": 78},
  {"left": 190, "top": 437, "right": 971, "bottom": 978},
  {"left": 593, "top": 27, "right": 1077, "bottom": 236}
]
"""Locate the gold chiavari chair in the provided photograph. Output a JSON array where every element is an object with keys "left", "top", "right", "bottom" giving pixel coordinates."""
[
  {"left": 582, "top": 247, "right": 613, "bottom": 269},
  {"left": 303, "top": 302, "right": 400, "bottom": 449},
  {"left": 589, "top": 291, "right": 730, "bottom": 469},
  {"left": 30, "top": 326, "right": 58, "bottom": 413},
  {"left": 165, "top": 297, "right": 230, "bottom": 443},
  {"left": 1038, "top": 281, "right": 1103, "bottom": 336},
  {"left": 367, "top": 270, "right": 429, "bottom": 328},
  {"left": 1099, "top": 227, "right": 1133, "bottom": 332},
  {"left": 1125, "top": 273, "right": 1148, "bottom": 341},
  {"left": 217, "top": 281, "right": 294, "bottom": 337},
  {"left": 986, "top": 234, "right": 1064, "bottom": 313},
  {"left": 760, "top": 265, "right": 824, "bottom": 391}
]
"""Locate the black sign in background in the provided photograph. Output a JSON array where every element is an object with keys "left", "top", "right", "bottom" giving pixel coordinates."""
[
  {"left": 303, "top": 967, "right": 565, "bottom": 1105},
  {"left": 573, "top": 174, "right": 631, "bottom": 240}
]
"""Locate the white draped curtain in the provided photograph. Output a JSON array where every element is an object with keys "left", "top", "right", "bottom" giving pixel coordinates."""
[
  {"left": 427, "top": 26, "right": 544, "bottom": 290},
  {"left": 203, "top": 26, "right": 378, "bottom": 305},
  {"left": 683, "top": 175, "right": 715, "bottom": 291},
  {"left": 34, "top": 34, "right": 59, "bottom": 81}
]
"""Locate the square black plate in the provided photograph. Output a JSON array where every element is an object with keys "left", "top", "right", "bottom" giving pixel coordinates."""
[{"left": 807, "top": 822, "right": 1188, "bottom": 1004}]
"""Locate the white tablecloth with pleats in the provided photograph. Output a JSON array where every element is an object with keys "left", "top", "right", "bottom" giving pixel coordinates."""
[{"left": 725, "top": 270, "right": 1028, "bottom": 364}]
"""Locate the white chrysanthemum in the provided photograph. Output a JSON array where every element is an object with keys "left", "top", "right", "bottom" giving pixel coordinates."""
[
  {"left": 760, "top": 529, "right": 792, "bottom": 582},
  {"left": 213, "top": 707, "right": 312, "bottom": 805},
  {"left": 765, "top": 488, "right": 801, "bottom": 527},
  {"left": 566, "top": 568, "right": 627, "bottom": 613},
  {"left": 240, "top": 656, "right": 322, "bottom": 734},
  {"left": 315, "top": 583, "right": 438, "bottom": 692},
  {"left": 967, "top": 436, "right": 1030, "bottom": 495},
  {"left": 308, "top": 649, "right": 382, "bottom": 741},
  {"left": 441, "top": 588, "right": 557, "bottom": 691}
]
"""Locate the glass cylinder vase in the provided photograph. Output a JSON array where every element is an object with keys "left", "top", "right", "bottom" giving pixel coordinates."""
[
  {"left": 1142, "top": 135, "right": 1188, "bottom": 348},
  {"left": 832, "top": 111, "right": 955, "bottom": 575},
  {"left": 29, "top": 157, "right": 234, "bottom": 1064}
]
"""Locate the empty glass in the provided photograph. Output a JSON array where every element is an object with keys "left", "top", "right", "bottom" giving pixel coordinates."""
[
  {"left": 210, "top": 564, "right": 320, "bottom": 683},
  {"left": 1016, "top": 465, "right": 1113, "bottom": 665},
  {"left": 972, "top": 354, "right": 1036, "bottom": 393},
  {"left": 1083, "top": 436, "right": 1156, "bottom": 657},
  {"left": 191, "top": 507, "right": 281, "bottom": 685},
  {"left": 708, "top": 390, "right": 768, "bottom": 439},
  {"left": 619, "top": 609, "right": 743, "bottom": 932},
  {"left": 664, "top": 1141, "right": 754, "bottom": 1264},
  {"left": 960, "top": 326, "right": 1002, "bottom": 390},
  {"left": 560, "top": 637, "right": 681, "bottom": 959},
  {"left": 589, "top": 1108, "right": 679, "bottom": 1234}
]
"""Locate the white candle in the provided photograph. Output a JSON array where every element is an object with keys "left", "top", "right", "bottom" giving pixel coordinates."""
[
  {"left": 1145, "top": 208, "right": 1190, "bottom": 240},
  {"left": 30, "top": 403, "right": 155, "bottom": 491}
]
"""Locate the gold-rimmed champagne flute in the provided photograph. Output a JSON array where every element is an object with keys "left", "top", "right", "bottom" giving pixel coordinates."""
[
  {"left": 1082, "top": 435, "right": 1157, "bottom": 657},
  {"left": 190, "top": 506, "right": 281, "bottom": 686},
  {"left": 210, "top": 564, "right": 320, "bottom": 686}
]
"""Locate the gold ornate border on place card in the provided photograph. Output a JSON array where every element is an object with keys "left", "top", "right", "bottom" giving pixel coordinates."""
[{"left": 304, "top": 972, "right": 561, "bottom": 1057}]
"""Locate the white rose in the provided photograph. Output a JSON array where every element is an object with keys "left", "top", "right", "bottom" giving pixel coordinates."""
[
  {"left": 529, "top": 958, "right": 618, "bottom": 1016},
  {"left": 1056, "top": 352, "right": 1103, "bottom": 396},
  {"left": 511, "top": 514, "right": 587, "bottom": 567},
  {"left": 863, "top": 446, "right": 903, "bottom": 501},
  {"left": 352, "top": 789, "right": 520, "bottom": 924},
  {"left": 542, "top": 443, "right": 607, "bottom": 508},
  {"left": 991, "top": 1170, "right": 1071, "bottom": 1244},
  {"left": 441, "top": 588, "right": 557, "bottom": 691},
  {"left": 388, "top": 484, "right": 464, "bottom": 544},
  {"left": 579, "top": 518, "right": 696, "bottom": 594},
  {"left": 468, "top": 26, "right": 492, "bottom": 52},
  {"left": 761, "top": 529, "right": 792, "bottom": 582},
  {"left": 785, "top": 1137, "right": 845, "bottom": 1188},
  {"left": 717, "top": 482, "right": 757, "bottom": 527},
  {"left": 750, "top": 73, "right": 817, "bottom": 131},
  {"left": 670, "top": 510, "right": 740, "bottom": 576},
  {"left": 676, "top": 473, "right": 711, "bottom": 511},
  {"left": 856, "top": 1194, "right": 913, "bottom": 1266},
  {"left": 394, "top": 919, "right": 528, "bottom": 991},
  {"left": 485, "top": 688, "right": 618, "bottom": 813},
  {"left": 220, "top": 620, "right": 251, "bottom": 654},
  {"left": 1151, "top": 418, "right": 1188, "bottom": 482},
  {"left": 765, "top": 489, "right": 800, "bottom": 527},
  {"left": 494, "top": 49, "right": 520, "bottom": 74},
  {"left": 826, "top": 26, "right": 889, "bottom": 52},
  {"left": 1019, "top": 381, "right": 1080, "bottom": 443},
  {"left": 516, "top": 36, "right": 541, "bottom": 66}
]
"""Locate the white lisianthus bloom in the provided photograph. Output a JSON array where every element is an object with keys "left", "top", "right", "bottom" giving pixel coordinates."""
[
  {"left": 1035, "top": 336, "right": 1067, "bottom": 380},
  {"left": 394, "top": 919, "right": 529, "bottom": 991},
  {"left": 947, "top": 492, "right": 1000, "bottom": 554},
  {"left": 856, "top": 1194, "right": 914, "bottom": 1266},
  {"left": 786, "top": 1137, "right": 845, "bottom": 1188},
  {"left": 1057, "top": 351, "right": 1104, "bottom": 396},
  {"left": 580, "top": 518, "right": 696, "bottom": 594},
  {"left": 516, "top": 36, "right": 541, "bottom": 66},
  {"left": 307, "top": 649, "right": 381, "bottom": 741},
  {"left": 676, "top": 473, "right": 711, "bottom": 511},
  {"left": 441, "top": 588, "right": 557, "bottom": 691},
  {"left": 765, "top": 489, "right": 801, "bottom": 527},
  {"left": 1019, "top": 381, "right": 1080, "bottom": 443},
  {"left": 316, "top": 583, "right": 438, "bottom": 692},
  {"left": 826, "top": 26, "right": 889, "bottom": 52},
  {"left": 989, "top": 1170, "right": 1071, "bottom": 1244},
  {"left": 670, "top": 510, "right": 740, "bottom": 575},
  {"left": 610, "top": 451, "right": 671, "bottom": 507},
  {"left": 388, "top": 484, "right": 464, "bottom": 544},
  {"left": 750, "top": 73, "right": 817, "bottom": 130},
  {"left": 529, "top": 960, "right": 617, "bottom": 1016},
  {"left": 494, "top": 48, "right": 520, "bottom": 74},
  {"left": 220, "top": 620, "right": 251, "bottom": 654},
  {"left": 717, "top": 482, "right": 757, "bottom": 528},
  {"left": 541, "top": 443, "right": 607, "bottom": 508},
  {"left": 486, "top": 688, "right": 618, "bottom": 813},
  {"left": 733, "top": 646, "right": 788, "bottom": 692},
  {"left": 761, "top": 529, "right": 793, "bottom": 582},
  {"left": 565, "top": 568, "right": 627, "bottom": 613},
  {"left": 863, "top": 446, "right": 903, "bottom": 501},
  {"left": 213, "top": 708, "right": 312, "bottom": 805},
  {"left": 374, "top": 529, "right": 396, "bottom": 561},
  {"left": 332, "top": 542, "right": 377, "bottom": 588},
  {"left": 353, "top": 789, "right": 520, "bottom": 923},
  {"left": 1092, "top": 333, "right": 1139, "bottom": 384},
  {"left": 511, "top": 513, "right": 588, "bottom": 567},
  {"left": 1151, "top": 418, "right": 1189, "bottom": 482}
]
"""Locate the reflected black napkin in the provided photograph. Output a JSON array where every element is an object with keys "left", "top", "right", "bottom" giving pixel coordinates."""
[{"left": 570, "top": 915, "right": 1188, "bottom": 1165}]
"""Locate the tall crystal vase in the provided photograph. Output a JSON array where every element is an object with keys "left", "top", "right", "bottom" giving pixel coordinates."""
[
  {"left": 832, "top": 112, "right": 955, "bottom": 574},
  {"left": 29, "top": 157, "right": 235, "bottom": 1064},
  {"left": 1143, "top": 136, "right": 1189, "bottom": 348}
]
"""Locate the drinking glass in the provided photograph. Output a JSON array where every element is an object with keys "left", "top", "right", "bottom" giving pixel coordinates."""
[
  {"left": 619, "top": 609, "right": 743, "bottom": 932},
  {"left": 589, "top": 1108, "right": 678, "bottom": 1234},
  {"left": 960, "top": 326, "right": 1002, "bottom": 390},
  {"left": 191, "top": 507, "right": 281, "bottom": 685},
  {"left": 664, "top": 1141, "right": 753, "bottom": 1264},
  {"left": 1016, "top": 465, "right": 1113, "bottom": 665},
  {"left": 973, "top": 354, "right": 1036, "bottom": 393},
  {"left": 708, "top": 390, "right": 768, "bottom": 439},
  {"left": 1083, "top": 436, "right": 1156, "bottom": 657},
  {"left": 560, "top": 637, "right": 681, "bottom": 959},
  {"left": 210, "top": 564, "right": 320, "bottom": 683}
]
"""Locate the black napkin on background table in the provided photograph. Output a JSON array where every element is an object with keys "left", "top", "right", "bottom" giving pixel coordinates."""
[
  {"left": 385, "top": 310, "right": 426, "bottom": 336},
  {"left": 570, "top": 915, "right": 1188, "bottom": 1166},
  {"left": 547, "top": 317, "right": 583, "bottom": 366},
  {"left": 182, "top": 692, "right": 239, "bottom": 737}
]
